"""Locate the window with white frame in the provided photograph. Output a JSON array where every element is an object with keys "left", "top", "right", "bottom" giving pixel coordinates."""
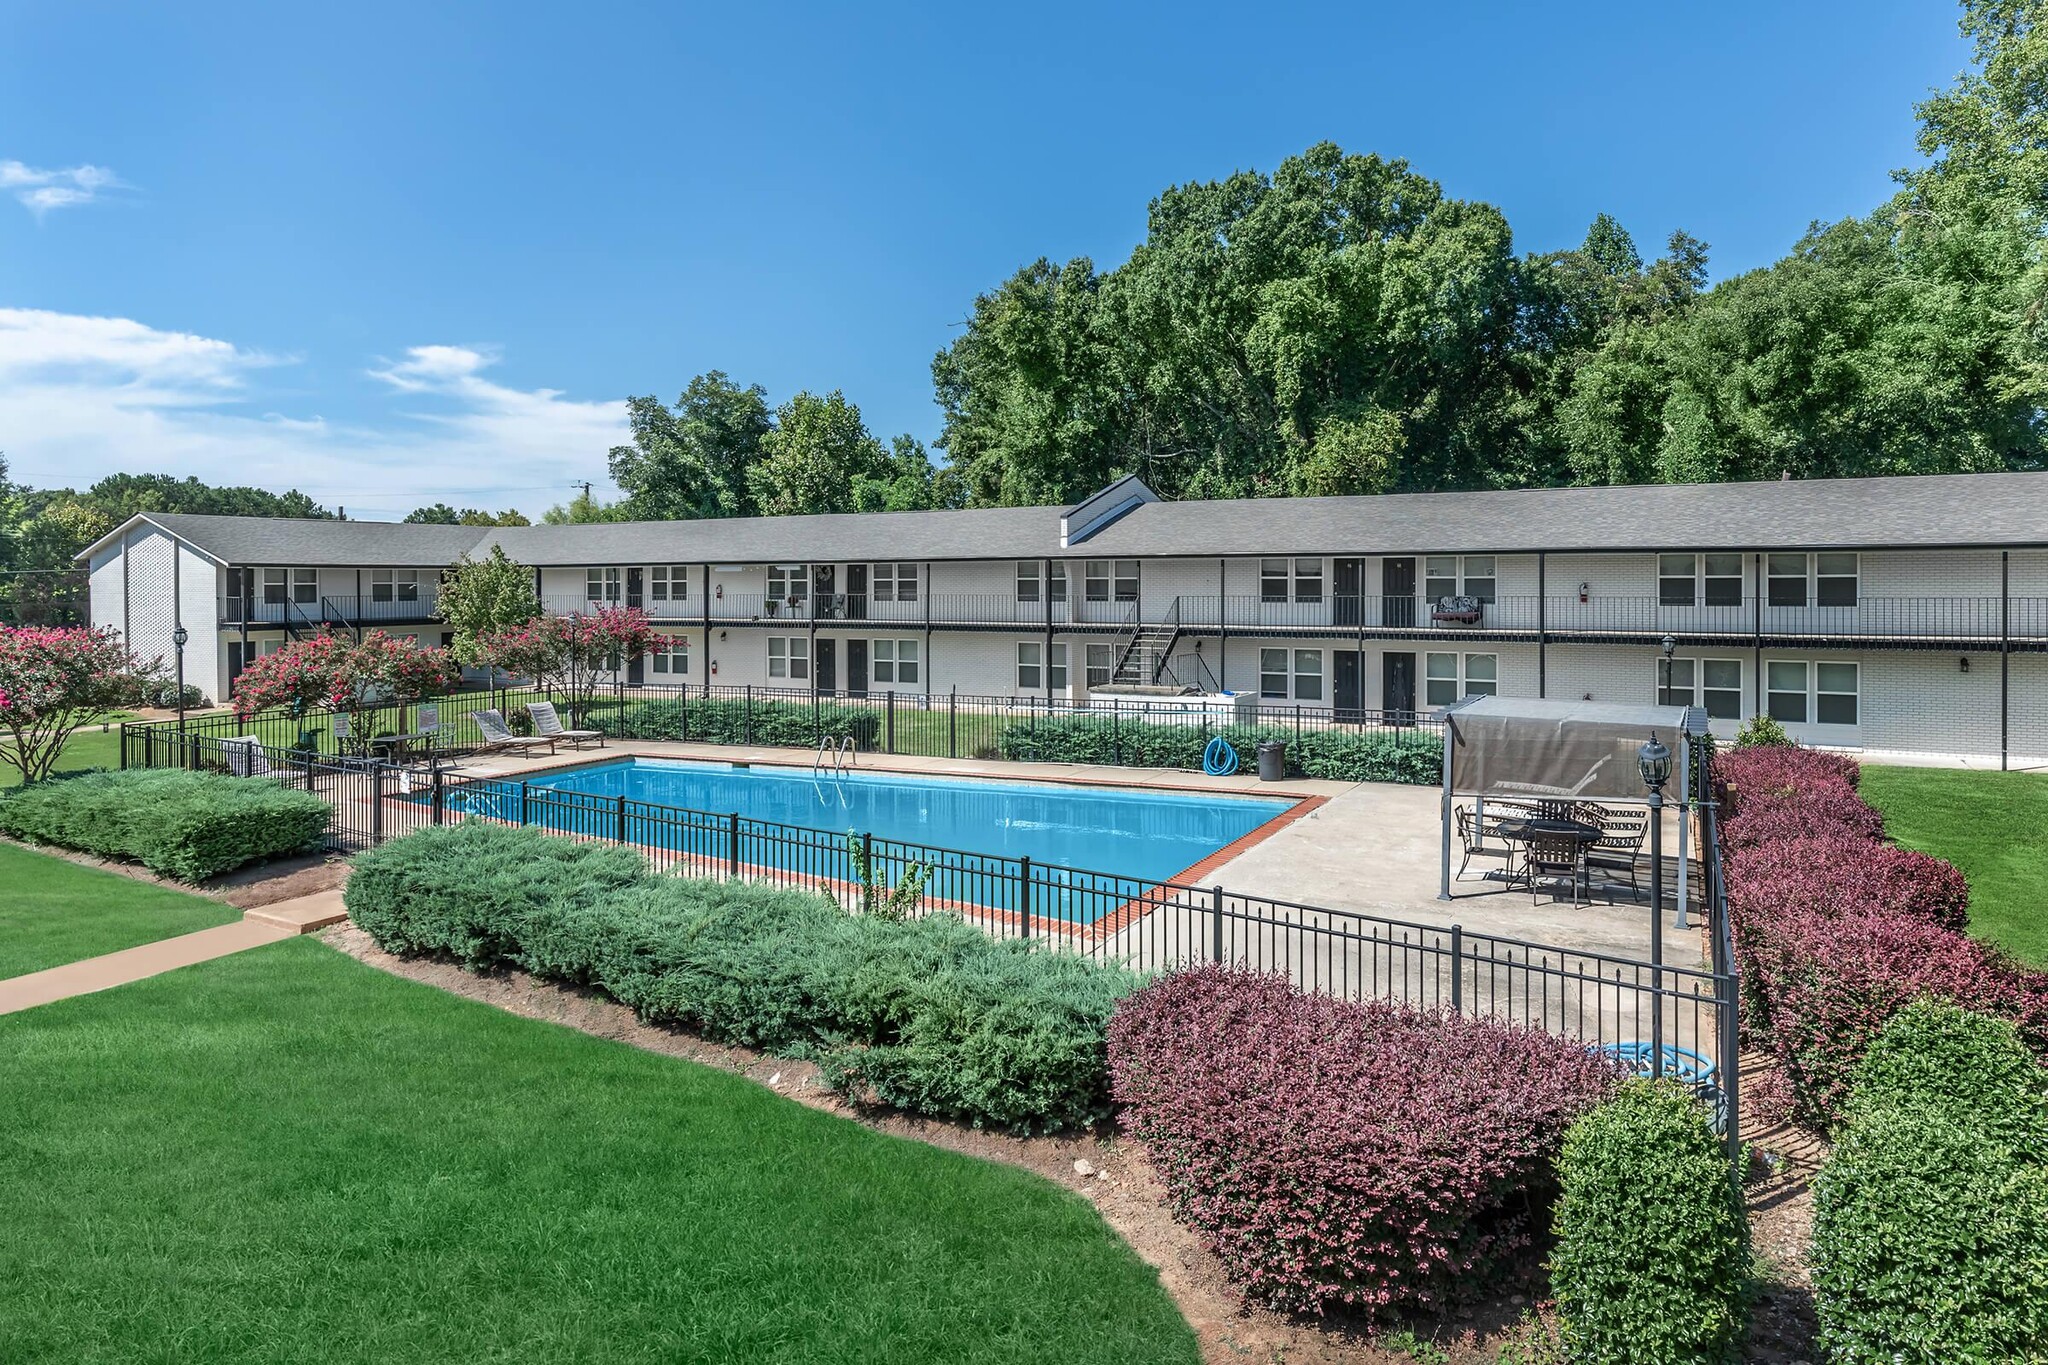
[
  {"left": 261, "top": 568, "right": 287, "bottom": 605},
  {"left": 1260, "top": 558, "right": 1290, "bottom": 604},
  {"left": 1016, "top": 641, "right": 1067, "bottom": 689},
  {"left": 1425, "top": 652, "right": 1497, "bottom": 707},
  {"left": 1703, "top": 554, "right": 1743, "bottom": 606},
  {"left": 370, "top": 569, "right": 419, "bottom": 604},
  {"left": 1658, "top": 555, "right": 1696, "bottom": 607},
  {"left": 1816, "top": 661, "right": 1859, "bottom": 724},
  {"left": 649, "top": 565, "right": 688, "bottom": 603},
  {"left": 1085, "top": 642, "right": 1114, "bottom": 688},
  {"left": 1816, "top": 554, "right": 1859, "bottom": 608},
  {"left": 1768, "top": 552, "right": 1859, "bottom": 610},
  {"left": 871, "top": 639, "right": 920, "bottom": 685},
  {"left": 871, "top": 563, "right": 918, "bottom": 602},
  {"left": 649, "top": 635, "right": 688, "bottom": 676},
  {"left": 1083, "top": 559, "right": 1138, "bottom": 603},
  {"left": 1292, "top": 649, "right": 1324, "bottom": 701},
  {"left": 767, "top": 636, "right": 809, "bottom": 680},
  {"left": 1424, "top": 556, "right": 1496, "bottom": 603},
  {"left": 1261, "top": 558, "right": 1325, "bottom": 604},
  {"left": 1259, "top": 648, "right": 1290, "bottom": 699},
  {"left": 1049, "top": 642, "right": 1068, "bottom": 689},
  {"left": 1016, "top": 561, "right": 1068, "bottom": 604},
  {"left": 1258, "top": 648, "right": 1324, "bottom": 701},
  {"left": 585, "top": 567, "right": 622, "bottom": 603},
  {"left": 768, "top": 566, "right": 808, "bottom": 605},
  {"left": 1658, "top": 657, "right": 1744, "bottom": 720},
  {"left": 290, "top": 568, "right": 316, "bottom": 605},
  {"left": 1766, "top": 660, "right": 1809, "bottom": 722}
]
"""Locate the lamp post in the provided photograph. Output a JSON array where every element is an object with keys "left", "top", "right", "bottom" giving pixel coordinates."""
[
  {"left": 1638, "top": 731, "right": 1672, "bottom": 1076},
  {"left": 172, "top": 624, "right": 190, "bottom": 769},
  {"left": 1658, "top": 633, "right": 1677, "bottom": 704}
]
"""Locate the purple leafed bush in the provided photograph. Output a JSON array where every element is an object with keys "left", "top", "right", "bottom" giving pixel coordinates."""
[
  {"left": 1107, "top": 965, "right": 1615, "bottom": 1317},
  {"left": 1727, "top": 835, "right": 1971, "bottom": 933}
]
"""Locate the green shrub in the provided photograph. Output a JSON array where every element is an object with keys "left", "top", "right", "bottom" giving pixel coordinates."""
[
  {"left": 0, "top": 768, "right": 330, "bottom": 881},
  {"left": 1811, "top": 1003, "right": 2048, "bottom": 1362},
  {"left": 593, "top": 697, "right": 881, "bottom": 749},
  {"left": 996, "top": 715, "right": 1439, "bottom": 784},
  {"left": 1732, "top": 714, "right": 1791, "bottom": 748},
  {"left": 1549, "top": 1080, "right": 1751, "bottom": 1364},
  {"left": 344, "top": 820, "right": 647, "bottom": 966},
  {"left": 345, "top": 824, "right": 1142, "bottom": 1131}
]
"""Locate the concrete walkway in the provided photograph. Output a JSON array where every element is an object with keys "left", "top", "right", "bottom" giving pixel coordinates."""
[{"left": 0, "top": 890, "right": 347, "bottom": 1016}]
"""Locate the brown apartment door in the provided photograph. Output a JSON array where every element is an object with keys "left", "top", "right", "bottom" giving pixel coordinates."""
[{"left": 1382, "top": 558, "right": 1416, "bottom": 629}]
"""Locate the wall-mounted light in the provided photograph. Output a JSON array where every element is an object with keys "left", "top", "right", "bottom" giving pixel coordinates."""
[
  {"left": 1960, "top": 656, "right": 1971, "bottom": 673},
  {"left": 1577, "top": 581, "right": 1590, "bottom": 604},
  {"left": 715, "top": 583, "right": 723, "bottom": 600},
  {"left": 719, "top": 630, "right": 727, "bottom": 641}
]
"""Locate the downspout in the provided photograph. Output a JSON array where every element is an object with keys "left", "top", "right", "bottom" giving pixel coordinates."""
[
  {"left": 701, "top": 563, "right": 711, "bottom": 685},
  {"left": 2002, "top": 550, "right": 2011, "bottom": 771},
  {"left": 1217, "top": 556, "right": 1228, "bottom": 692},
  {"left": 1537, "top": 552, "right": 1547, "bottom": 698},
  {"left": 1043, "top": 555, "right": 1054, "bottom": 697}
]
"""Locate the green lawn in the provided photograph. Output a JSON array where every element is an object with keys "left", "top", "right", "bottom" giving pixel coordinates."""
[
  {"left": 0, "top": 937, "right": 1196, "bottom": 1365},
  {"left": 0, "top": 724, "right": 122, "bottom": 788},
  {"left": 1861, "top": 764, "right": 2048, "bottom": 968},
  {"left": 0, "top": 844, "right": 240, "bottom": 978}
]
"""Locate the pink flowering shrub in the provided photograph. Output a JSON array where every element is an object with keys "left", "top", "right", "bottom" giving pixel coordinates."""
[
  {"left": 1107, "top": 966, "right": 1615, "bottom": 1316},
  {"left": 1715, "top": 744, "right": 2048, "bottom": 1127},
  {"left": 0, "top": 624, "right": 147, "bottom": 783},
  {"left": 233, "top": 629, "right": 458, "bottom": 749},
  {"left": 478, "top": 606, "right": 659, "bottom": 722}
]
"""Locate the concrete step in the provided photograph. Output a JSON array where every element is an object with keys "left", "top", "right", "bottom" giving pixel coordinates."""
[{"left": 242, "top": 889, "right": 348, "bottom": 934}]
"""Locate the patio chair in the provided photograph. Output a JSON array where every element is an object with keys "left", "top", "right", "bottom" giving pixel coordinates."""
[
  {"left": 527, "top": 700, "right": 605, "bottom": 750},
  {"left": 1584, "top": 808, "right": 1649, "bottom": 898},
  {"left": 1524, "top": 832, "right": 1586, "bottom": 907},
  {"left": 472, "top": 708, "right": 557, "bottom": 758},
  {"left": 221, "top": 735, "right": 272, "bottom": 778},
  {"left": 1454, "top": 805, "right": 1520, "bottom": 883}
]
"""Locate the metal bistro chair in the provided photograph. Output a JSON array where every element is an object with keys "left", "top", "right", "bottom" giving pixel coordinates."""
[
  {"left": 1454, "top": 805, "right": 1520, "bottom": 883},
  {"left": 1525, "top": 831, "right": 1587, "bottom": 907},
  {"left": 1584, "top": 807, "right": 1650, "bottom": 899}
]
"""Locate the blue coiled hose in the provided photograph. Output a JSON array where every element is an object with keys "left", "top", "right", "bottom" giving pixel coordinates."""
[{"left": 1201, "top": 735, "right": 1239, "bottom": 776}]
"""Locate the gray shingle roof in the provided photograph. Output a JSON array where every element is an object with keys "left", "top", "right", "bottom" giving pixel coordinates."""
[{"left": 89, "top": 471, "right": 2048, "bottom": 567}]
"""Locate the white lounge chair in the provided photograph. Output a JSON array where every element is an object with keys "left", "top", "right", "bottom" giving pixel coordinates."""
[
  {"left": 472, "top": 708, "right": 556, "bottom": 758},
  {"left": 221, "top": 735, "right": 272, "bottom": 777},
  {"left": 527, "top": 700, "right": 604, "bottom": 750}
]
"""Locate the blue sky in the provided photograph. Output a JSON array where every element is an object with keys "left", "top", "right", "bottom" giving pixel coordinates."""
[{"left": 0, "top": 1, "right": 1971, "bottom": 519}]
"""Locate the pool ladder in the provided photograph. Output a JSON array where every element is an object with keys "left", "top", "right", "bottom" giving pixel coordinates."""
[{"left": 812, "top": 735, "right": 857, "bottom": 780}]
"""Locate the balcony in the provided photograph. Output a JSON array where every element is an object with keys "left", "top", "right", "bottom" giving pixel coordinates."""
[{"left": 221, "top": 594, "right": 442, "bottom": 628}]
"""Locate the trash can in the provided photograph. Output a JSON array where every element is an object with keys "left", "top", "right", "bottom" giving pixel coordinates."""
[{"left": 1255, "top": 740, "right": 1287, "bottom": 782}]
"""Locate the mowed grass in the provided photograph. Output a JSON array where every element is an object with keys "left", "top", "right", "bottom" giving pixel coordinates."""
[
  {"left": 0, "top": 844, "right": 240, "bottom": 979},
  {"left": 0, "top": 725, "right": 121, "bottom": 788},
  {"left": 1860, "top": 764, "right": 2048, "bottom": 968},
  {"left": 0, "top": 938, "right": 1197, "bottom": 1365}
]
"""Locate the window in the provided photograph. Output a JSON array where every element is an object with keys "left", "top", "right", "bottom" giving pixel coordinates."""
[
  {"left": 1049, "top": 643, "right": 1068, "bottom": 690},
  {"left": 1766, "top": 554, "right": 1807, "bottom": 608},
  {"left": 585, "top": 567, "right": 622, "bottom": 604},
  {"left": 1016, "top": 642, "right": 1043, "bottom": 690},
  {"left": 1293, "top": 558, "right": 1325, "bottom": 604},
  {"left": 1425, "top": 556, "right": 1496, "bottom": 603},
  {"left": 1766, "top": 660, "right": 1808, "bottom": 723},
  {"left": 370, "top": 569, "right": 418, "bottom": 604},
  {"left": 262, "top": 568, "right": 287, "bottom": 605},
  {"left": 1084, "top": 560, "right": 1138, "bottom": 602},
  {"left": 1703, "top": 658, "right": 1742, "bottom": 719},
  {"left": 649, "top": 635, "right": 688, "bottom": 676},
  {"left": 1659, "top": 554, "right": 1697, "bottom": 607},
  {"left": 1658, "top": 656, "right": 1696, "bottom": 706},
  {"left": 291, "top": 569, "right": 316, "bottom": 605},
  {"left": 768, "top": 566, "right": 808, "bottom": 605},
  {"left": 1426, "top": 652, "right": 1497, "bottom": 706},
  {"left": 871, "top": 563, "right": 918, "bottom": 603},
  {"left": 871, "top": 639, "right": 919, "bottom": 684},
  {"left": 767, "top": 636, "right": 808, "bottom": 680},
  {"left": 1260, "top": 558, "right": 1290, "bottom": 604},
  {"left": 1259, "top": 648, "right": 1290, "bottom": 699},
  {"left": 1015, "top": 562, "right": 1040, "bottom": 603},
  {"left": 1292, "top": 649, "right": 1324, "bottom": 701},
  {"left": 1703, "top": 554, "right": 1743, "bottom": 607},
  {"left": 1260, "top": 558, "right": 1325, "bottom": 604},
  {"left": 1085, "top": 642, "right": 1114, "bottom": 688},
  {"left": 1816, "top": 661, "right": 1859, "bottom": 725},
  {"left": 1816, "top": 553, "right": 1858, "bottom": 608},
  {"left": 649, "top": 565, "right": 688, "bottom": 603}
]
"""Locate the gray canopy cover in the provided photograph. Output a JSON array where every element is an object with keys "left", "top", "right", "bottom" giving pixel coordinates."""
[{"left": 1444, "top": 696, "right": 1702, "bottom": 801}]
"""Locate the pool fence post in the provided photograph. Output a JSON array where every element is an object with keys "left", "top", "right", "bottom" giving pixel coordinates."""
[
  {"left": 370, "top": 762, "right": 386, "bottom": 846},
  {"left": 615, "top": 793, "right": 628, "bottom": 846},
  {"left": 948, "top": 688, "right": 958, "bottom": 758},
  {"left": 519, "top": 780, "right": 531, "bottom": 827},
  {"left": 886, "top": 690, "right": 896, "bottom": 754},
  {"left": 431, "top": 768, "right": 445, "bottom": 826},
  {"left": 1210, "top": 885, "right": 1224, "bottom": 963},
  {"left": 1448, "top": 924, "right": 1463, "bottom": 1015},
  {"left": 119, "top": 721, "right": 129, "bottom": 770},
  {"left": 1017, "top": 855, "right": 1032, "bottom": 942},
  {"left": 745, "top": 685, "right": 755, "bottom": 745},
  {"left": 727, "top": 810, "right": 740, "bottom": 879}
]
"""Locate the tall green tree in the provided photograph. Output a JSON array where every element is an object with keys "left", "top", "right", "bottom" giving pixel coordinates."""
[
  {"left": 745, "top": 390, "right": 891, "bottom": 516},
  {"left": 403, "top": 503, "right": 531, "bottom": 526},
  {"left": 435, "top": 547, "right": 542, "bottom": 673},
  {"left": 607, "top": 371, "right": 773, "bottom": 519}
]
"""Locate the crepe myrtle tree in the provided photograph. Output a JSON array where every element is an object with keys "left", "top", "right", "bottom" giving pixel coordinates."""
[
  {"left": 0, "top": 624, "right": 149, "bottom": 784},
  {"left": 233, "top": 629, "right": 459, "bottom": 753},
  {"left": 478, "top": 606, "right": 659, "bottom": 725}
]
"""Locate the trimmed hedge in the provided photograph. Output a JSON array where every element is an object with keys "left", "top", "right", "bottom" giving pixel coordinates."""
[
  {"left": 1812, "top": 1002, "right": 2048, "bottom": 1362},
  {"left": 1716, "top": 745, "right": 2048, "bottom": 1126},
  {"left": 0, "top": 768, "right": 330, "bottom": 881},
  {"left": 593, "top": 696, "right": 882, "bottom": 749},
  {"left": 345, "top": 823, "right": 1141, "bottom": 1131},
  {"left": 1107, "top": 965, "right": 1614, "bottom": 1316},
  {"left": 998, "top": 716, "right": 1439, "bottom": 785},
  {"left": 1549, "top": 1080, "right": 1751, "bottom": 1365}
]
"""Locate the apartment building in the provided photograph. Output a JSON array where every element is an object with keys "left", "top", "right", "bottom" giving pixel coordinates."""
[{"left": 80, "top": 470, "right": 2048, "bottom": 766}]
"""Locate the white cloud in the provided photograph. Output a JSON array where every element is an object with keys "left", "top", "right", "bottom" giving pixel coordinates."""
[
  {"left": 1, "top": 159, "right": 125, "bottom": 216},
  {"left": 0, "top": 307, "right": 628, "bottom": 518}
]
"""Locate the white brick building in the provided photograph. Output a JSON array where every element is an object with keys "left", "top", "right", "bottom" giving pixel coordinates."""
[{"left": 79, "top": 470, "right": 2048, "bottom": 766}]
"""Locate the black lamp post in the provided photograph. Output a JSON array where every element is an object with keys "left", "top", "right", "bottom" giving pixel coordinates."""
[
  {"left": 1638, "top": 730, "right": 1672, "bottom": 1074},
  {"left": 172, "top": 624, "right": 190, "bottom": 768},
  {"left": 1658, "top": 633, "right": 1677, "bottom": 704}
]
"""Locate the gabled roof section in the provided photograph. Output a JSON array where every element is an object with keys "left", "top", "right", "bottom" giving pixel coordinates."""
[
  {"left": 1060, "top": 474, "right": 1158, "bottom": 547},
  {"left": 470, "top": 503, "right": 1071, "bottom": 566},
  {"left": 75, "top": 512, "right": 491, "bottom": 567}
]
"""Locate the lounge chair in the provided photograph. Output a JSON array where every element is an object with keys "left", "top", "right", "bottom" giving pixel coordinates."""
[
  {"left": 472, "top": 708, "right": 556, "bottom": 758},
  {"left": 221, "top": 735, "right": 272, "bottom": 778},
  {"left": 527, "top": 700, "right": 604, "bottom": 750}
]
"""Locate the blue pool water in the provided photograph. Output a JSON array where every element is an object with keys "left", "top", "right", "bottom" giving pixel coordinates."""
[{"left": 448, "top": 758, "right": 1290, "bottom": 919}]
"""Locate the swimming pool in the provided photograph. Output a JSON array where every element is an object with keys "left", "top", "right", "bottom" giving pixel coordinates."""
[{"left": 443, "top": 758, "right": 1292, "bottom": 923}]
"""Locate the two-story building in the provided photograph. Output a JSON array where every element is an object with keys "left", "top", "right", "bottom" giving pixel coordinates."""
[{"left": 79, "top": 470, "right": 2048, "bottom": 766}]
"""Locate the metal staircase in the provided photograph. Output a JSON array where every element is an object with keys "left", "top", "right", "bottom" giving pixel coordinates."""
[{"left": 1108, "top": 600, "right": 1182, "bottom": 686}]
